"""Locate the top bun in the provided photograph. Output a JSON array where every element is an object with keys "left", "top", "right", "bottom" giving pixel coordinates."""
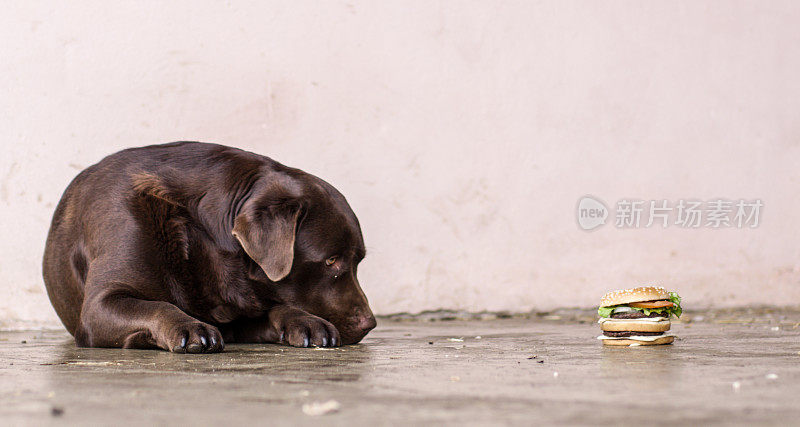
[{"left": 600, "top": 286, "right": 669, "bottom": 307}]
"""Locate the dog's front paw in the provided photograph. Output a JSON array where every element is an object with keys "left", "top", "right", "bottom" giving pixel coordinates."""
[
  {"left": 279, "top": 314, "right": 341, "bottom": 348},
  {"left": 166, "top": 321, "right": 224, "bottom": 354}
]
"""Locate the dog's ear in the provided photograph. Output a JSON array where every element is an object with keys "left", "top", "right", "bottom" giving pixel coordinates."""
[{"left": 232, "top": 200, "right": 301, "bottom": 282}]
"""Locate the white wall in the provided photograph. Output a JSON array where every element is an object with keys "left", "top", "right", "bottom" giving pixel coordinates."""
[{"left": 2, "top": 1, "right": 799, "bottom": 328}]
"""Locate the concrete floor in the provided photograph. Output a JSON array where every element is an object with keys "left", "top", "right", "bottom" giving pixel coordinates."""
[{"left": 1, "top": 316, "right": 799, "bottom": 426}]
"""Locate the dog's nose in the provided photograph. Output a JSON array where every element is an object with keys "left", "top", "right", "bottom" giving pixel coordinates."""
[{"left": 357, "top": 314, "right": 377, "bottom": 332}]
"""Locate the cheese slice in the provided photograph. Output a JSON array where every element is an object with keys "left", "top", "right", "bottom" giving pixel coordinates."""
[
  {"left": 597, "top": 333, "right": 675, "bottom": 341},
  {"left": 597, "top": 317, "right": 668, "bottom": 324}
]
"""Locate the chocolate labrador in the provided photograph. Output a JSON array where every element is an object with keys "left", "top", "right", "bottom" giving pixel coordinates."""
[{"left": 42, "top": 141, "right": 376, "bottom": 353}]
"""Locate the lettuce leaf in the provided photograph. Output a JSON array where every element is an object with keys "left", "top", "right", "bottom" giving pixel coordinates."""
[
  {"left": 597, "top": 306, "right": 615, "bottom": 317},
  {"left": 669, "top": 292, "right": 682, "bottom": 318},
  {"left": 598, "top": 291, "right": 683, "bottom": 318}
]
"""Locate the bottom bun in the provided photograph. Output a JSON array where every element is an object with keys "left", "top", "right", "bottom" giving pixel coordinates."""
[{"left": 602, "top": 336, "right": 675, "bottom": 346}]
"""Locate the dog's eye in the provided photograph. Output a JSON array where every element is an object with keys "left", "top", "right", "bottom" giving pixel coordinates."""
[{"left": 325, "top": 256, "right": 338, "bottom": 266}]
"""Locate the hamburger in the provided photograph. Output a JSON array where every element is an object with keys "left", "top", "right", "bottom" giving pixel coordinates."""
[{"left": 597, "top": 286, "right": 682, "bottom": 346}]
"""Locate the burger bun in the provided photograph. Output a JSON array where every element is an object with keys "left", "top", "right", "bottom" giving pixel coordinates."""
[
  {"left": 602, "top": 336, "right": 675, "bottom": 346},
  {"left": 601, "top": 320, "right": 670, "bottom": 332},
  {"left": 600, "top": 286, "right": 670, "bottom": 307}
]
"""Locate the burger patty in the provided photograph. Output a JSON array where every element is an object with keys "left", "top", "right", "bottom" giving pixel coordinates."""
[
  {"left": 610, "top": 311, "right": 666, "bottom": 319},
  {"left": 602, "top": 331, "right": 664, "bottom": 337}
]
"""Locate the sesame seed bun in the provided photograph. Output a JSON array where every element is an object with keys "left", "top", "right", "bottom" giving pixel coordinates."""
[
  {"left": 600, "top": 320, "right": 671, "bottom": 333},
  {"left": 599, "top": 286, "right": 670, "bottom": 307},
  {"left": 601, "top": 336, "right": 675, "bottom": 346}
]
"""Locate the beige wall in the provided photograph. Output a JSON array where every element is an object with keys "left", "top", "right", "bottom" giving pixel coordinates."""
[{"left": 2, "top": 1, "right": 799, "bottom": 328}]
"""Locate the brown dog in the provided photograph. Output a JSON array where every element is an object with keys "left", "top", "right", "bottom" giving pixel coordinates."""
[{"left": 42, "top": 142, "right": 376, "bottom": 353}]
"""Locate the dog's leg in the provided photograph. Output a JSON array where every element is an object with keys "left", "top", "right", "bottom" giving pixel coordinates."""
[
  {"left": 76, "top": 258, "right": 224, "bottom": 353},
  {"left": 77, "top": 291, "right": 224, "bottom": 353},
  {"left": 224, "top": 305, "right": 340, "bottom": 348}
]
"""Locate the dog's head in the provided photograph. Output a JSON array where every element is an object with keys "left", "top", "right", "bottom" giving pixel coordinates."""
[{"left": 231, "top": 169, "right": 375, "bottom": 345}]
